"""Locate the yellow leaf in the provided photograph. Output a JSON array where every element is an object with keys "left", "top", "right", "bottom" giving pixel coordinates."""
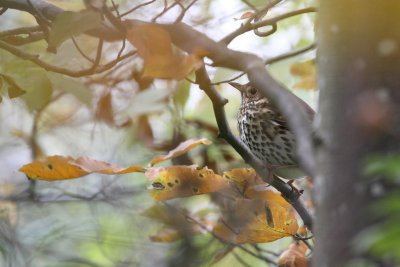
[
  {"left": 293, "top": 76, "right": 316, "bottom": 90},
  {"left": 19, "top": 155, "right": 144, "bottom": 180},
  {"left": 150, "top": 138, "right": 212, "bottom": 165},
  {"left": 290, "top": 60, "right": 315, "bottom": 77},
  {"left": 290, "top": 59, "right": 316, "bottom": 91},
  {"left": 146, "top": 166, "right": 229, "bottom": 201},
  {"left": 213, "top": 189, "right": 298, "bottom": 244},
  {"left": 223, "top": 168, "right": 264, "bottom": 189},
  {"left": 127, "top": 24, "right": 203, "bottom": 80}
]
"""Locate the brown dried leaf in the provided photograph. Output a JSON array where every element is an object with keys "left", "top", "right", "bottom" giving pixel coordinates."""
[
  {"left": 95, "top": 92, "right": 114, "bottom": 125},
  {"left": 127, "top": 24, "right": 203, "bottom": 80},
  {"left": 150, "top": 138, "right": 211, "bottom": 165}
]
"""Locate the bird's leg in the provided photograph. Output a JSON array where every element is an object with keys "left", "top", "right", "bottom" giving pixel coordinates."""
[
  {"left": 287, "top": 179, "right": 304, "bottom": 195},
  {"left": 267, "top": 164, "right": 304, "bottom": 195}
]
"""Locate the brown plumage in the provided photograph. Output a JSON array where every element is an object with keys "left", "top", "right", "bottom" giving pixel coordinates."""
[{"left": 229, "top": 82, "right": 314, "bottom": 177}]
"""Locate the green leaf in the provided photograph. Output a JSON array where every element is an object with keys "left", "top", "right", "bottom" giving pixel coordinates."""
[
  {"left": 17, "top": 70, "right": 53, "bottom": 111},
  {"left": 48, "top": 73, "right": 92, "bottom": 105},
  {"left": 48, "top": 10, "right": 102, "bottom": 52},
  {"left": 0, "top": 74, "right": 26, "bottom": 99},
  {"left": 173, "top": 80, "right": 190, "bottom": 108}
]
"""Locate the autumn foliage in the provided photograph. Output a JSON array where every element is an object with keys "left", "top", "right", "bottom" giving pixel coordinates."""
[{"left": 20, "top": 138, "right": 300, "bottom": 247}]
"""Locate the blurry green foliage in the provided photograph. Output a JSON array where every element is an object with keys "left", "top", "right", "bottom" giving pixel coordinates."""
[{"left": 354, "top": 155, "right": 400, "bottom": 265}]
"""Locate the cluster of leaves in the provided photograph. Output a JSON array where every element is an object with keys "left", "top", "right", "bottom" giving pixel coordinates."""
[{"left": 20, "top": 138, "right": 301, "bottom": 248}]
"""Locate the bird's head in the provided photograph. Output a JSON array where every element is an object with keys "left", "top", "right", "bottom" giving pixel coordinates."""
[{"left": 228, "top": 82, "right": 267, "bottom": 105}]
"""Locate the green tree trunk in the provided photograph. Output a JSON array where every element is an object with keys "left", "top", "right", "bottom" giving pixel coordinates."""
[{"left": 314, "top": 1, "right": 400, "bottom": 266}]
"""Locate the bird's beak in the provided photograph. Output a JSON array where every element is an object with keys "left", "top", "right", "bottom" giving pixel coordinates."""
[{"left": 228, "top": 82, "right": 247, "bottom": 92}]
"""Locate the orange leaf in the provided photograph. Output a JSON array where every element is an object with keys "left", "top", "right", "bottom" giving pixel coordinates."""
[
  {"left": 127, "top": 24, "right": 203, "bottom": 80},
  {"left": 290, "top": 60, "right": 316, "bottom": 90},
  {"left": 277, "top": 243, "right": 309, "bottom": 267},
  {"left": 19, "top": 155, "right": 144, "bottom": 180},
  {"left": 95, "top": 92, "right": 114, "bottom": 124},
  {"left": 290, "top": 60, "right": 315, "bottom": 76},
  {"left": 146, "top": 166, "right": 229, "bottom": 201},
  {"left": 150, "top": 138, "right": 212, "bottom": 165},
  {"left": 293, "top": 76, "right": 316, "bottom": 90},
  {"left": 213, "top": 189, "right": 298, "bottom": 244}
]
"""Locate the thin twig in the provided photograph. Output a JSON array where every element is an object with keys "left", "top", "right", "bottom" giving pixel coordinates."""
[
  {"left": 71, "top": 37, "right": 95, "bottom": 63},
  {"left": 1, "top": 32, "right": 44, "bottom": 45},
  {"left": 119, "top": 0, "right": 156, "bottom": 18},
  {"left": 0, "top": 40, "right": 136, "bottom": 77},
  {"left": 174, "top": 0, "right": 198, "bottom": 23},
  {"left": 152, "top": 1, "right": 179, "bottom": 22},
  {"left": 103, "top": 2, "right": 126, "bottom": 33},
  {"left": 220, "top": 6, "right": 316, "bottom": 44},
  {"left": 212, "top": 42, "right": 316, "bottom": 85},
  {"left": 0, "top": 26, "right": 41, "bottom": 38},
  {"left": 232, "top": 251, "right": 253, "bottom": 267},
  {"left": 165, "top": 202, "right": 278, "bottom": 264}
]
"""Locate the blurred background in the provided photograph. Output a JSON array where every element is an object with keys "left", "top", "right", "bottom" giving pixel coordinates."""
[{"left": 0, "top": 0, "right": 316, "bottom": 266}]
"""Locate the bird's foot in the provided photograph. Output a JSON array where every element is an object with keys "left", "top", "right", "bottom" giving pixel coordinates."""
[{"left": 287, "top": 179, "right": 304, "bottom": 195}]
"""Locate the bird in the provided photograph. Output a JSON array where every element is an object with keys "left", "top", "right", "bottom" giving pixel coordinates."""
[{"left": 229, "top": 82, "right": 315, "bottom": 180}]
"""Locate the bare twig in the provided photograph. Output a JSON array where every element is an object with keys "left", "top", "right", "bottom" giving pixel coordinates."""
[
  {"left": 151, "top": 0, "right": 180, "bottom": 22},
  {"left": 220, "top": 6, "right": 316, "bottom": 44},
  {"left": 211, "top": 42, "right": 315, "bottom": 86},
  {"left": 174, "top": 0, "right": 198, "bottom": 23},
  {"left": 1, "top": 32, "right": 44, "bottom": 45},
  {"left": 0, "top": 26, "right": 41, "bottom": 38},
  {"left": 0, "top": 40, "right": 136, "bottom": 77},
  {"left": 71, "top": 37, "right": 95, "bottom": 63},
  {"left": 119, "top": 0, "right": 156, "bottom": 18},
  {"left": 103, "top": 2, "right": 126, "bottom": 34}
]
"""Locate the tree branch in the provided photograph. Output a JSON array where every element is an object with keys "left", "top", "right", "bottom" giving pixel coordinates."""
[
  {"left": 0, "top": 0, "right": 123, "bottom": 41},
  {"left": 195, "top": 65, "right": 313, "bottom": 230}
]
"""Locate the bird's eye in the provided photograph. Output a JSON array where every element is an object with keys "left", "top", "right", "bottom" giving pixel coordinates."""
[{"left": 247, "top": 88, "right": 257, "bottom": 96}]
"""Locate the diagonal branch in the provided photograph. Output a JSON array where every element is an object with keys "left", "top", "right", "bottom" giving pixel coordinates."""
[{"left": 195, "top": 65, "right": 313, "bottom": 230}]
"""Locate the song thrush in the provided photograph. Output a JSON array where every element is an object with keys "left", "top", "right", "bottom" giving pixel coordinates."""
[{"left": 229, "top": 82, "right": 314, "bottom": 179}]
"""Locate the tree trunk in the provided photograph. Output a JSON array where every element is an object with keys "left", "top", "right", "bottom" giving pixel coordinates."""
[{"left": 314, "top": 1, "right": 400, "bottom": 266}]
